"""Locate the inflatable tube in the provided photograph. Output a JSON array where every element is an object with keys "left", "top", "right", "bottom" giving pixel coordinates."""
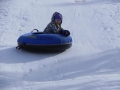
[{"left": 16, "top": 29, "right": 72, "bottom": 51}]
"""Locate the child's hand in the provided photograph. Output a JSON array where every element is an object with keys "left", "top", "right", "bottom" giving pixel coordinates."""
[{"left": 60, "top": 30, "right": 70, "bottom": 37}]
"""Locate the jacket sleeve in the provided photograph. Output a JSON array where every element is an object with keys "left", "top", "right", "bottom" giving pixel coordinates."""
[{"left": 44, "top": 22, "right": 62, "bottom": 34}]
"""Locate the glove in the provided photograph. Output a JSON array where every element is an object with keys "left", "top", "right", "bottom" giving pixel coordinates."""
[{"left": 60, "top": 30, "right": 70, "bottom": 37}]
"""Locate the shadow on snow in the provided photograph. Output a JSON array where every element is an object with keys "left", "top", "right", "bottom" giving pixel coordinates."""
[{"left": 0, "top": 47, "right": 64, "bottom": 63}]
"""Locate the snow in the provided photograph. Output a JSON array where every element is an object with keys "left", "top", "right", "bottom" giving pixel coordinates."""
[{"left": 0, "top": 0, "right": 120, "bottom": 90}]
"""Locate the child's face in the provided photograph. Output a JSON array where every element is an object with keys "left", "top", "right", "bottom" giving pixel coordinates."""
[{"left": 55, "top": 19, "right": 61, "bottom": 25}]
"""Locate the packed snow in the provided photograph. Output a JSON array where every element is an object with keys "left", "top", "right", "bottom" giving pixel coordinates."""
[{"left": 0, "top": 0, "right": 120, "bottom": 90}]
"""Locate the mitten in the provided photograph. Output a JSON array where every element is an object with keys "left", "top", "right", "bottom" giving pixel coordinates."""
[{"left": 60, "top": 30, "right": 70, "bottom": 37}]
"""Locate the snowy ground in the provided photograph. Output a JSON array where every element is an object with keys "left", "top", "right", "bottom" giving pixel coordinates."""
[{"left": 0, "top": 0, "right": 120, "bottom": 90}]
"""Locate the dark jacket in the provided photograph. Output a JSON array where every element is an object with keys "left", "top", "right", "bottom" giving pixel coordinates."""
[{"left": 44, "top": 12, "right": 63, "bottom": 34}]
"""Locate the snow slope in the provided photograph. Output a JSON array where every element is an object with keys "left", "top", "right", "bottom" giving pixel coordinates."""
[{"left": 0, "top": 0, "right": 120, "bottom": 90}]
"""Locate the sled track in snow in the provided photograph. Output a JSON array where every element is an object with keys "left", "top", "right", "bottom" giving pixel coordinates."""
[{"left": 0, "top": 0, "right": 34, "bottom": 47}]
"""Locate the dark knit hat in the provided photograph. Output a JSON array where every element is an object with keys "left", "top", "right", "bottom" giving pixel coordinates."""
[{"left": 54, "top": 13, "right": 62, "bottom": 21}]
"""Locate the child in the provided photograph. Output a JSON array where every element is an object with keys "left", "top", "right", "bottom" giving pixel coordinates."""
[{"left": 43, "top": 12, "right": 70, "bottom": 36}]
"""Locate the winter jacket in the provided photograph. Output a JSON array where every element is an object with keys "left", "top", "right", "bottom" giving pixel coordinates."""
[{"left": 44, "top": 12, "right": 63, "bottom": 34}]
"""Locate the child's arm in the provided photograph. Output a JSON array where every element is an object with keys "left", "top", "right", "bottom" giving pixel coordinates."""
[
  {"left": 44, "top": 23, "right": 52, "bottom": 33},
  {"left": 44, "top": 22, "right": 60, "bottom": 34}
]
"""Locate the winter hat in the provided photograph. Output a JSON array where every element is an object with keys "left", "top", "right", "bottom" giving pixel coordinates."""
[
  {"left": 54, "top": 13, "right": 62, "bottom": 21},
  {"left": 51, "top": 12, "right": 63, "bottom": 22}
]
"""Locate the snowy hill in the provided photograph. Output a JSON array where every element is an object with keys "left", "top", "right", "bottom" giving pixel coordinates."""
[{"left": 0, "top": 0, "right": 120, "bottom": 90}]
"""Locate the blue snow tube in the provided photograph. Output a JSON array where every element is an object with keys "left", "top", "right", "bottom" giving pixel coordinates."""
[{"left": 16, "top": 29, "right": 72, "bottom": 51}]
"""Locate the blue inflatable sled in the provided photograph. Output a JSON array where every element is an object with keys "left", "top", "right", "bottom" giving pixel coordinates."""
[{"left": 16, "top": 29, "right": 72, "bottom": 51}]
